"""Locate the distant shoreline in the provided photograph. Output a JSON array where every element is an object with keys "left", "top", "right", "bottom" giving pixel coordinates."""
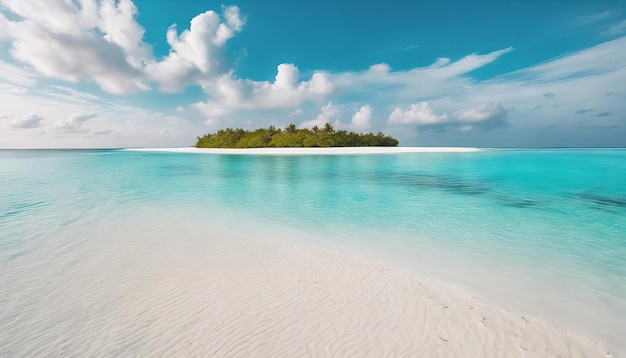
[{"left": 124, "top": 146, "right": 482, "bottom": 155}]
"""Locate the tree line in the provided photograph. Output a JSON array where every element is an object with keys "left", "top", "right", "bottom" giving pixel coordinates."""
[{"left": 195, "top": 123, "right": 399, "bottom": 148}]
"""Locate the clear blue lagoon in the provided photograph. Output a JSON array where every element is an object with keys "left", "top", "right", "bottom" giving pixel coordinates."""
[{"left": 1, "top": 148, "right": 625, "bottom": 352}]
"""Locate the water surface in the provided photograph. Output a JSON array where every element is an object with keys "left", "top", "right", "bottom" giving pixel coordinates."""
[{"left": 1, "top": 148, "right": 625, "bottom": 353}]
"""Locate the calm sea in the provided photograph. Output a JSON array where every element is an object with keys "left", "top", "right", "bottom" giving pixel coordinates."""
[{"left": 1, "top": 148, "right": 625, "bottom": 353}]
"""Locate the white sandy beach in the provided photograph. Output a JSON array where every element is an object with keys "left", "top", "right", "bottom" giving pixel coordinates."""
[
  {"left": 125, "top": 146, "right": 482, "bottom": 155},
  {"left": 0, "top": 211, "right": 611, "bottom": 357}
]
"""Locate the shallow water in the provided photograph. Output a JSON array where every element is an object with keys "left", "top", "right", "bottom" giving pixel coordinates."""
[{"left": 1, "top": 148, "right": 625, "bottom": 354}]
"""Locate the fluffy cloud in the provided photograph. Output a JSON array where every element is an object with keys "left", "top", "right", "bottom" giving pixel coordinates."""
[
  {"left": 300, "top": 102, "right": 341, "bottom": 129},
  {"left": 348, "top": 105, "right": 372, "bottom": 131},
  {"left": 53, "top": 111, "right": 98, "bottom": 133},
  {"left": 9, "top": 113, "right": 44, "bottom": 128},
  {"left": 299, "top": 104, "right": 373, "bottom": 132},
  {"left": 389, "top": 102, "right": 507, "bottom": 132},
  {"left": 389, "top": 102, "right": 449, "bottom": 125},
  {"left": 195, "top": 64, "right": 333, "bottom": 118},
  {"left": 145, "top": 6, "right": 245, "bottom": 92},
  {"left": 0, "top": 1, "right": 243, "bottom": 95},
  {"left": 0, "top": 0, "right": 149, "bottom": 94},
  {"left": 98, "top": 0, "right": 152, "bottom": 67}
]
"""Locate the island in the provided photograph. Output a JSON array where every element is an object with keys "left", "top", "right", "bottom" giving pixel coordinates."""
[{"left": 196, "top": 123, "right": 399, "bottom": 148}]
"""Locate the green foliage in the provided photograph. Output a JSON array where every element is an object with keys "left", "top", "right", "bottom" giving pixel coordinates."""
[{"left": 196, "top": 124, "right": 399, "bottom": 148}]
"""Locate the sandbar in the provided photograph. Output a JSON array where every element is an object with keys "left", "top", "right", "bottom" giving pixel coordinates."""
[{"left": 125, "top": 146, "right": 482, "bottom": 155}]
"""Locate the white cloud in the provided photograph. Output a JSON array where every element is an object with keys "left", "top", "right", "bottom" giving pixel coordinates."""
[
  {"left": 0, "top": 0, "right": 150, "bottom": 94},
  {"left": 9, "top": 112, "right": 44, "bottom": 129},
  {"left": 0, "top": 12, "right": 9, "bottom": 40},
  {"left": 389, "top": 102, "right": 449, "bottom": 125},
  {"left": 429, "top": 58, "right": 451, "bottom": 68},
  {"left": 0, "top": 75, "right": 206, "bottom": 148},
  {"left": 452, "top": 103, "right": 508, "bottom": 131},
  {"left": 445, "top": 38, "right": 626, "bottom": 126},
  {"left": 53, "top": 111, "right": 98, "bottom": 133},
  {"left": 505, "top": 37, "right": 626, "bottom": 82},
  {"left": 42, "top": 85, "right": 103, "bottom": 104},
  {"left": 194, "top": 64, "right": 333, "bottom": 117},
  {"left": 98, "top": 0, "right": 152, "bottom": 67},
  {"left": 290, "top": 108, "right": 303, "bottom": 116},
  {"left": 453, "top": 103, "right": 505, "bottom": 122},
  {"left": 274, "top": 63, "right": 299, "bottom": 90},
  {"left": 300, "top": 102, "right": 341, "bottom": 129},
  {"left": 369, "top": 63, "right": 390, "bottom": 73},
  {"left": 145, "top": 6, "right": 244, "bottom": 92},
  {"left": 214, "top": 5, "right": 245, "bottom": 46},
  {"left": 348, "top": 105, "right": 372, "bottom": 131},
  {"left": 0, "top": 1, "right": 246, "bottom": 95},
  {"left": 0, "top": 60, "right": 37, "bottom": 87},
  {"left": 431, "top": 48, "right": 513, "bottom": 79},
  {"left": 330, "top": 48, "right": 513, "bottom": 105},
  {"left": 389, "top": 102, "right": 507, "bottom": 132}
]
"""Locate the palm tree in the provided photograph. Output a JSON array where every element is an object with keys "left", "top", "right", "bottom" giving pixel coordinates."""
[
  {"left": 285, "top": 123, "right": 296, "bottom": 133},
  {"left": 323, "top": 123, "right": 335, "bottom": 134},
  {"left": 267, "top": 125, "right": 279, "bottom": 135}
]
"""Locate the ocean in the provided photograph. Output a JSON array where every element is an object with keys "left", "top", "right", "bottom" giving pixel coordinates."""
[{"left": 1, "top": 148, "right": 625, "bottom": 354}]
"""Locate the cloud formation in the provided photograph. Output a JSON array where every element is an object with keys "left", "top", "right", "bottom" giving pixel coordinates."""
[
  {"left": 195, "top": 64, "right": 333, "bottom": 118},
  {"left": 0, "top": 1, "right": 243, "bottom": 95},
  {"left": 389, "top": 102, "right": 449, "bottom": 125},
  {"left": 145, "top": 6, "right": 245, "bottom": 92},
  {"left": 9, "top": 113, "right": 44, "bottom": 128},
  {"left": 300, "top": 102, "right": 341, "bottom": 129},
  {"left": 348, "top": 105, "right": 372, "bottom": 131},
  {"left": 0, "top": 0, "right": 149, "bottom": 94},
  {"left": 389, "top": 102, "right": 508, "bottom": 132},
  {"left": 53, "top": 112, "right": 97, "bottom": 133}
]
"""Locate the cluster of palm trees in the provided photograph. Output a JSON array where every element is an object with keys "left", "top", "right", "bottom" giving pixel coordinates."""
[{"left": 195, "top": 123, "right": 399, "bottom": 148}]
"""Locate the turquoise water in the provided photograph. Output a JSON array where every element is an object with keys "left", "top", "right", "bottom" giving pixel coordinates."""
[{"left": 1, "top": 149, "right": 625, "bottom": 353}]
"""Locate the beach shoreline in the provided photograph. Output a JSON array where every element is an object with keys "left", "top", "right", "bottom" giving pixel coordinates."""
[
  {"left": 124, "top": 146, "right": 482, "bottom": 155},
  {"left": 0, "top": 209, "right": 613, "bottom": 357}
]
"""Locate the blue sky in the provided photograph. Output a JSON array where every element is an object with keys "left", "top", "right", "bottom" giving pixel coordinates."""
[{"left": 0, "top": 0, "right": 625, "bottom": 148}]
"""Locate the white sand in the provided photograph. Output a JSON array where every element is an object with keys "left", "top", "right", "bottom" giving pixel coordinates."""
[
  {"left": 125, "top": 146, "right": 482, "bottom": 155},
  {"left": 0, "top": 212, "right": 611, "bottom": 357}
]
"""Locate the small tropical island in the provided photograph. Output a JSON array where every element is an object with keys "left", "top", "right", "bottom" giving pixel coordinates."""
[{"left": 196, "top": 123, "right": 399, "bottom": 148}]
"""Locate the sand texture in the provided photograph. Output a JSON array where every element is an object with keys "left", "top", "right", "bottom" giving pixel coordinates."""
[{"left": 0, "top": 215, "right": 611, "bottom": 357}]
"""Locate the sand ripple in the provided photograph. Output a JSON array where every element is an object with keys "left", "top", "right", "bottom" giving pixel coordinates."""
[{"left": 0, "top": 216, "right": 611, "bottom": 357}]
